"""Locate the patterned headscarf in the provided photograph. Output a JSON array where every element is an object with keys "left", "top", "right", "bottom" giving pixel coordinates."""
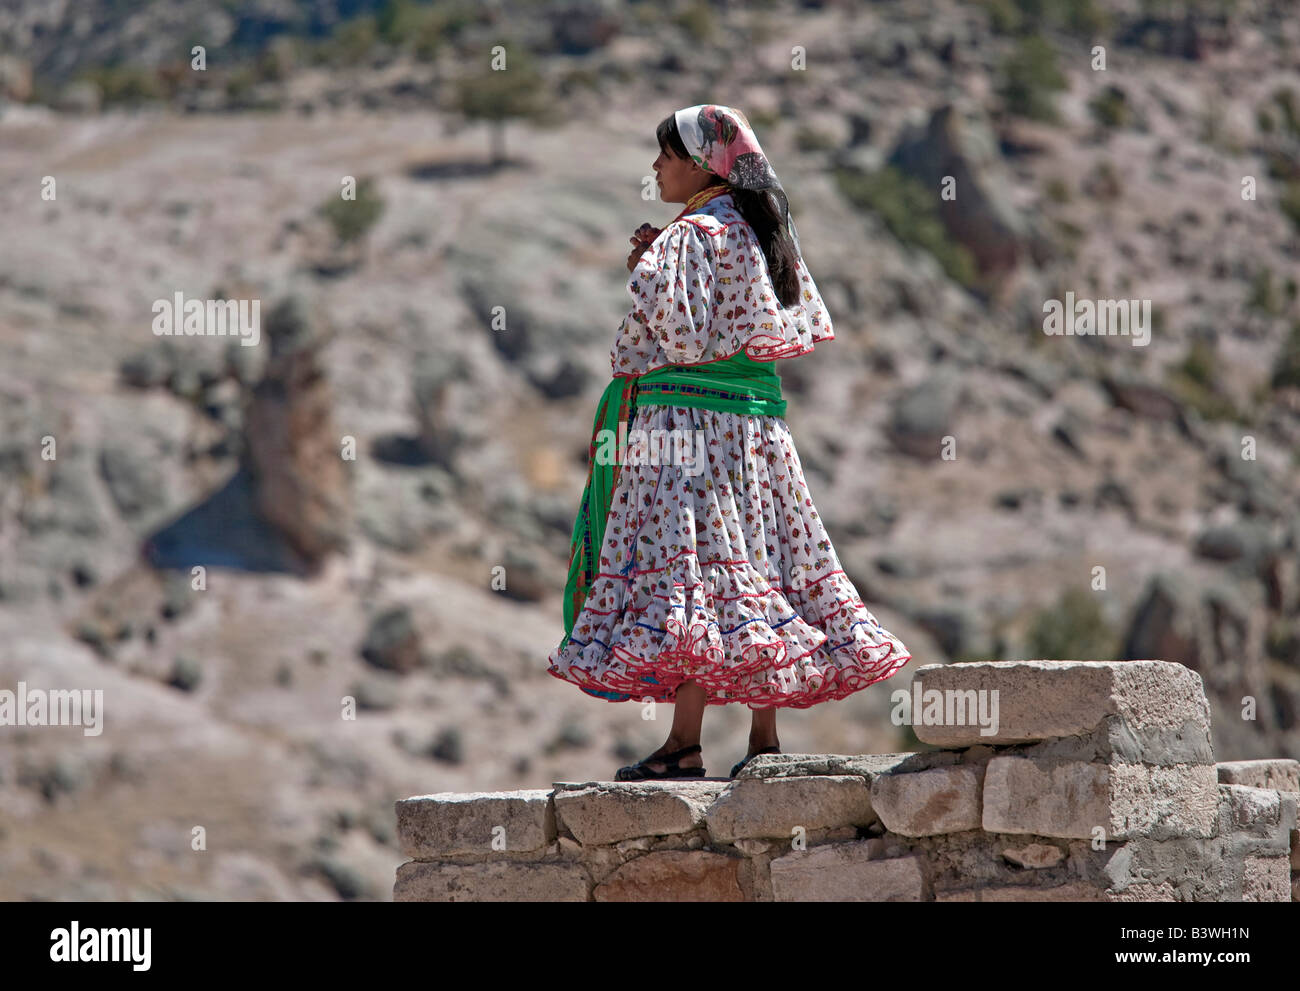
[{"left": 674, "top": 103, "right": 801, "bottom": 254}]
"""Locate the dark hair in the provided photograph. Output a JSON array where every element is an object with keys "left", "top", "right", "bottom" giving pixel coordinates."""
[{"left": 656, "top": 114, "right": 801, "bottom": 308}]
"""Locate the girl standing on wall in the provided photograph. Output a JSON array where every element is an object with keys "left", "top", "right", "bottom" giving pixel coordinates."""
[{"left": 548, "top": 104, "right": 913, "bottom": 780}]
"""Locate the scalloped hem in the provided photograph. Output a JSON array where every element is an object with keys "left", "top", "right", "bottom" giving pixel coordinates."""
[{"left": 548, "top": 619, "right": 912, "bottom": 709}]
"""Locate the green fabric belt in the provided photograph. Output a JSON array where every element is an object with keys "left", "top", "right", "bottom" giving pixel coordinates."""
[
  {"left": 633, "top": 352, "right": 786, "bottom": 417},
  {"left": 560, "top": 352, "right": 785, "bottom": 650}
]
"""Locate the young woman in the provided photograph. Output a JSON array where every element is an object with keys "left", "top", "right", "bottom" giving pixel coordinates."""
[{"left": 548, "top": 104, "right": 912, "bottom": 780}]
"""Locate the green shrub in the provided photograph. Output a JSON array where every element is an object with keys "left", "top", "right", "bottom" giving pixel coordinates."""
[
  {"left": 795, "top": 126, "right": 838, "bottom": 151},
  {"left": 984, "top": 0, "right": 1024, "bottom": 34},
  {"left": 224, "top": 66, "right": 256, "bottom": 105},
  {"left": 254, "top": 37, "right": 300, "bottom": 82},
  {"left": 1044, "top": 176, "right": 1071, "bottom": 203},
  {"left": 321, "top": 15, "right": 379, "bottom": 66},
  {"left": 1281, "top": 180, "right": 1300, "bottom": 233},
  {"left": 377, "top": 0, "right": 425, "bottom": 45},
  {"left": 1000, "top": 36, "right": 1067, "bottom": 122},
  {"left": 1090, "top": 85, "right": 1129, "bottom": 128},
  {"left": 1166, "top": 341, "right": 1242, "bottom": 423},
  {"left": 320, "top": 177, "right": 385, "bottom": 244},
  {"left": 674, "top": 2, "right": 715, "bottom": 39},
  {"left": 80, "top": 64, "right": 164, "bottom": 105},
  {"left": 1269, "top": 86, "right": 1300, "bottom": 138},
  {"left": 1083, "top": 159, "right": 1123, "bottom": 201},
  {"left": 1025, "top": 585, "right": 1119, "bottom": 662},
  {"left": 1177, "top": 339, "right": 1216, "bottom": 389},
  {"left": 1272, "top": 321, "right": 1300, "bottom": 390},
  {"left": 834, "top": 165, "right": 979, "bottom": 289},
  {"left": 1247, "top": 267, "right": 1282, "bottom": 315},
  {"left": 984, "top": 0, "right": 1110, "bottom": 38}
]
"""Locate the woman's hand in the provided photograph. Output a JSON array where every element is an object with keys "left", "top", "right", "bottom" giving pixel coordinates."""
[
  {"left": 626, "top": 223, "right": 662, "bottom": 272},
  {"left": 632, "top": 223, "right": 662, "bottom": 245}
]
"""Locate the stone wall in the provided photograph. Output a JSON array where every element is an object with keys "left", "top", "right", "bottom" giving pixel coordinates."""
[{"left": 392, "top": 661, "right": 1299, "bottom": 901}]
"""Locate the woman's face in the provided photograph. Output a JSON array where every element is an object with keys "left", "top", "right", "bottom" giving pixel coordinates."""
[{"left": 654, "top": 144, "right": 710, "bottom": 204}]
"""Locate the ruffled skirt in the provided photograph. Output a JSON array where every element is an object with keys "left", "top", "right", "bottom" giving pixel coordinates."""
[{"left": 547, "top": 404, "right": 912, "bottom": 709}]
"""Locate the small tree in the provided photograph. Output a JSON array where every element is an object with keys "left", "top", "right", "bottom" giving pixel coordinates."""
[
  {"left": 320, "top": 176, "right": 385, "bottom": 245},
  {"left": 999, "top": 36, "right": 1067, "bottom": 122},
  {"left": 456, "top": 51, "right": 550, "bottom": 167}
]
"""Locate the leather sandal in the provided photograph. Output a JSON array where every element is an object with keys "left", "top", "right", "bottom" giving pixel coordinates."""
[
  {"left": 615, "top": 743, "right": 706, "bottom": 781},
  {"left": 730, "top": 745, "right": 781, "bottom": 779}
]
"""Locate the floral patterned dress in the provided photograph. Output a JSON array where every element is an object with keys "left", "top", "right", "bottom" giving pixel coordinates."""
[{"left": 547, "top": 189, "right": 912, "bottom": 708}]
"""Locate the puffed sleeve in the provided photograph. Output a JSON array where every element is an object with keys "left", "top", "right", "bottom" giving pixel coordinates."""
[{"left": 625, "top": 220, "right": 714, "bottom": 366}]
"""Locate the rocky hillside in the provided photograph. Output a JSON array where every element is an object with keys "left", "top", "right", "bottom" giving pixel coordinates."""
[{"left": 0, "top": 0, "right": 1297, "bottom": 900}]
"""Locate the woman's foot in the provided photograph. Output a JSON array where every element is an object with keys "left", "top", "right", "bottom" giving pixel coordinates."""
[{"left": 636, "top": 738, "right": 703, "bottom": 775}]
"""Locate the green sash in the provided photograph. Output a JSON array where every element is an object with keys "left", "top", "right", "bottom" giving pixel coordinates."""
[{"left": 560, "top": 352, "right": 785, "bottom": 651}]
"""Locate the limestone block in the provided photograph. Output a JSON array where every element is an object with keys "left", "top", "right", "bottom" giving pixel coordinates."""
[
  {"left": 705, "top": 775, "right": 875, "bottom": 842},
  {"left": 1220, "top": 785, "right": 1293, "bottom": 857},
  {"left": 770, "top": 842, "right": 925, "bottom": 901},
  {"left": 551, "top": 780, "right": 727, "bottom": 846},
  {"left": 1222, "top": 785, "right": 1284, "bottom": 838},
  {"left": 1216, "top": 759, "right": 1300, "bottom": 792},
  {"left": 1101, "top": 835, "right": 1227, "bottom": 901},
  {"left": 1242, "top": 855, "right": 1292, "bottom": 902},
  {"left": 906, "top": 661, "right": 1210, "bottom": 759},
  {"left": 870, "top": 765, "right": 983, "bottom": 836},
  {"left": 393, "top": 860, "right": 589, "bottom": 901},
  {"left": 982, "top": 757, "right": 1217, "bottom": 840},
  {"left": 593, "top": 850, "right": 743, "bottom": 901},
  {"left": 396, "top": 790, "right": 554, "bottom": 860}
]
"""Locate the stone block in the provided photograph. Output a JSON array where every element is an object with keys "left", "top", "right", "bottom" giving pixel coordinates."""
[
  {"left": 705, "top": 775, "right": 874, "bottom": 842},
  {"left": 870, "top": 765, "right": 983, "bottom": 836},
  {"left": 552, "top": 780, "right": 727, "bottom": 846},
  {"left": 906, "top": 661, "right": 1210, "bottom": 761},
  {"left": 1242, "top": 855, "right": 1291, "bottom": 902},
  {"left": 396, "top": 789, "right": 554, "bottom": 860},
  {"left": 982, "top": 757, "right": 1217, "bottom": 840},
  {"left": 1216, "top": 759, "right": 1300, "bottom": 792},
  {"left": 593, "top": 851, "right": 743, "bottom": 901},
  {"left": 770, "top": 843, "right": 925, "bottom": 901},
  {"left": 1219, "top": 785, "right": 1293, "bottom": 857},
  {"left": 1101, "top": 836, "right": 1227, "bottom": 901},
  {"left": 393, "top": 860, "right": 589, "bottom": 901}
]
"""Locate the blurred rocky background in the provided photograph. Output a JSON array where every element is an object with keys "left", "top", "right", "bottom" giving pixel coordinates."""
[{"left": 0, "top": 0, "right": 1297, "bottom": 900}]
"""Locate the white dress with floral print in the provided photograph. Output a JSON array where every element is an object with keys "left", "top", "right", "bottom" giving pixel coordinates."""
[{"left": 548, "top": 191, "right": 913, "bottom": 708}]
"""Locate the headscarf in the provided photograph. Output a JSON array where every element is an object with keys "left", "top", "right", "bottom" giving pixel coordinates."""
[{"left": 674, "top": 103, "right": 801, "bottom": 254}]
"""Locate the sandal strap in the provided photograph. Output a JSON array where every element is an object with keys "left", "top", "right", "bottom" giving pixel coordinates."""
[
  {"left": 657, "top": 744, "right": 701, "bottom": 764},
  {"left": 624, "top": 744, "right": 702, "bottom": 778}
]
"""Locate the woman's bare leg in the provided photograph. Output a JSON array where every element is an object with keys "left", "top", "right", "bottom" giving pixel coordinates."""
[
  {"left": 747, "top": 705, "right": 780, "bottom": 755},
  {"left": 640, "top": 680, "right": 706, "bottom": 771}
]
